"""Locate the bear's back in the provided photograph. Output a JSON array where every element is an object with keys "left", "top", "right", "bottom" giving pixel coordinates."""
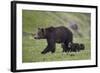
[
  {"left": 55, "top": 26, "right": 72, "bottom": 36},
  {"left": 53, "top": 26, "right": 73, "bottom": 43}
]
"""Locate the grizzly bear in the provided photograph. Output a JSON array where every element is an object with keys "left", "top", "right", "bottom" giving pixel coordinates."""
[{"left": 34, "top": 26, "right": 73, "bottom": 54}]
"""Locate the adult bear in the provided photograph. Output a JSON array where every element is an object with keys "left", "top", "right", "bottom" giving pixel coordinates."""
[{"left": 34, "top": 26, "right": 73, "bottom": 54}]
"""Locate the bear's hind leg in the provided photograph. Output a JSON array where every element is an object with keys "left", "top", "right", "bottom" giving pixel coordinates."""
[
  {"left": 61, "top": 43, "right": 66, "bottom": 52},
  {"left": 61, "top": 43, "right": 69, "bottom": 53}
]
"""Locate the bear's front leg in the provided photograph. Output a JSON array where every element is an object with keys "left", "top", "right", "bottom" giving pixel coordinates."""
[
  {"left": 41, "top": 45, "right": 50, "bottom": 54},
  {"left": 41, "top": 39, "right": 56, "bottom": 54}
]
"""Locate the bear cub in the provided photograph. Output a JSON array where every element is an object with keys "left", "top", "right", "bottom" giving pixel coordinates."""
[
  {"left": 34, "top": 26, "right": 73, "bottom": 54},
  {"left": 68, "top": 42, "right": 85, "bottom": 52}
]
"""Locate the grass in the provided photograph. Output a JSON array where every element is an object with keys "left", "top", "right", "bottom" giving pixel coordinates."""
[
  {"left": 22, "top": 36, "right": 91, "bottom": 62},
  {"left": 22, "top": 10, "right": 91, "bottom": 63}
]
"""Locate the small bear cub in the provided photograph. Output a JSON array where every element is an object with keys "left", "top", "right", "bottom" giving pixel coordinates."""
[{"left": 68, "top": 42, "right": 85, "bottom": 52}]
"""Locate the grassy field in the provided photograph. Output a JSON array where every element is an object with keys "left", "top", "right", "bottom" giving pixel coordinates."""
[{"left": 22, "top": 10, "right": 91, "bottom": 63}]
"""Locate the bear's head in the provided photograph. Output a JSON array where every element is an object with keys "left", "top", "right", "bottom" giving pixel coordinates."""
[
  {"left": 34, "top": 28, "right": 46, "bottom": 39},
  {"left": 80, "top": 44, "right": 85, "bottom": 50},
  {"left": 68, "top": 42, "right": 72, "bottom": 48}
]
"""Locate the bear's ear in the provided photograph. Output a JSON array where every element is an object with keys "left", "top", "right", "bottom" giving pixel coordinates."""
[
  {"left": 38, "top": 28, "right": 44, "bottom": 30},
  {"left": 41, "top": 28, "right": 46, "bottom": 35}
]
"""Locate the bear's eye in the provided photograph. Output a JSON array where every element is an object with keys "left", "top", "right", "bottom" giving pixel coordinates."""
[{"left": 37, "top": 30, "right": 44, "bottom": 37}]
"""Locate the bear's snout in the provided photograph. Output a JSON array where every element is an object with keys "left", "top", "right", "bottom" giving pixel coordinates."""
[{"left": 34, "top": 33, "right": 39, "bottom": 39}]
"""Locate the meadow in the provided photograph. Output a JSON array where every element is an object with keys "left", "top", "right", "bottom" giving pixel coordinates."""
[{"left": 22, "top": 10, "right": 91, "bottom": 63}]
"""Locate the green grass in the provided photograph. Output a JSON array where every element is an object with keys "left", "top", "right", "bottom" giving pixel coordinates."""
[{"left": 22, "top": 10, "right": 91, "bottom": 63}]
